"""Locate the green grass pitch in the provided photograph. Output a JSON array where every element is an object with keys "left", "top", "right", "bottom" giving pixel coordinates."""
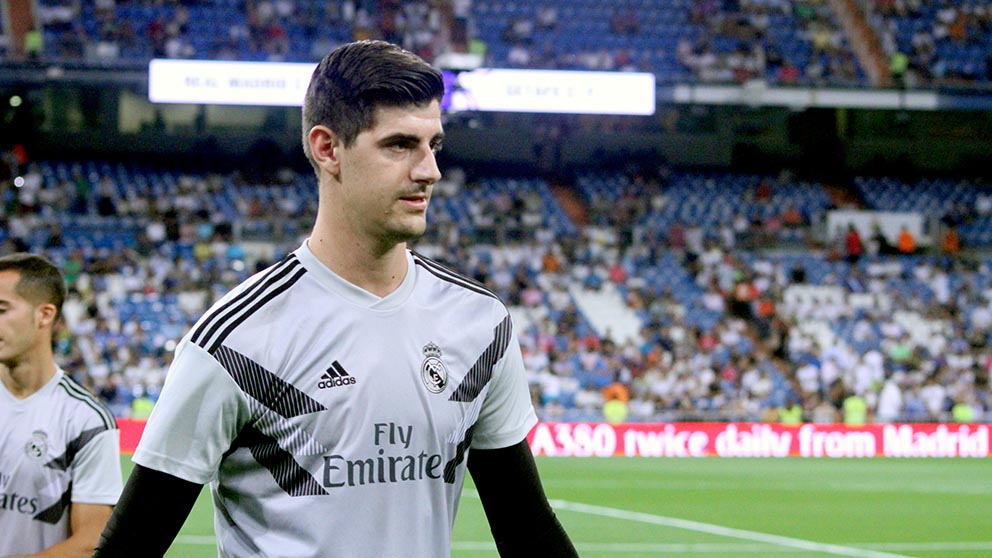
[{"left": 119, "top": 456, "right": 992, "bottom": 558}]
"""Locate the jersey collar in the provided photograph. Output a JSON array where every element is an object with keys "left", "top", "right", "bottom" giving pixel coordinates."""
[
  {"left": 295, "top": 239, "right": 415, "bottom": 310},
  {"left": 0, "top": 368, "right": 64, "bottom": 405}
]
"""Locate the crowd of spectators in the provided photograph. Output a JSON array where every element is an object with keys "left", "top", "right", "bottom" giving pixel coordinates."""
[
  {"left": 679, "top": 0, "right": 862, "bottom": 86},
  {"left": 1, "top": 157, "right": 988, "bottom": 426},
  {"left": 862, "top": 0, "right": 992, "bottom": 87},
  {"left": 11, "top": 0, "right": 986, "bottom": 89},
  {"left": 31, "top": 0, "right": 450, "bottom": 64}
]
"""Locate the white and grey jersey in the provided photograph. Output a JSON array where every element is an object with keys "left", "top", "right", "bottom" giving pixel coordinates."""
[
  {"left": 134, "top": 241, "right": 537, "bottom": 558},
  {"left": 0, "top": 370, "right": 122, "bottom": 556}
]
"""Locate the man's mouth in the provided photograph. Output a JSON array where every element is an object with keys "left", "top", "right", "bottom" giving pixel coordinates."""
[{"left": 399, "top": 193, "right": 428, "bottom": 209}]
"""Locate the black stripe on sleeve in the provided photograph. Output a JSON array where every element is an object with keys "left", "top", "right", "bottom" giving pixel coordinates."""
[
  {"left": 411, "top": 251, "right": 500, "bottom": 301},
  {"left": 204, "top": 266, "right": 307, "bottom": 354},
  {"left": 191, "top": 254, "right": 304, "bottom": 351},
  {"left": 58, "top": 376, "right": 116, "bottom": 431}
]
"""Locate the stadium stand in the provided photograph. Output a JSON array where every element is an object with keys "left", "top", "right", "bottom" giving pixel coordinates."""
[
  {"left": 854, "top": 175, "right": 992, "bottom": 245},
  {"left": 22, "top": 0, "right": 989, "bottom": 89},
  {"left": 1, "top": 1, "right": 988, "bottom": 427},
  {"left": 2, "top": 158, "right": 987, "bottom": 424},
  {"left": 860, "top": 0, "right": 992, "bottom": 87}
]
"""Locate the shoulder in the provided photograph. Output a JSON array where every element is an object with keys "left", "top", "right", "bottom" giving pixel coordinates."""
[
  {"left": 186, "top": 252, "right": 309, "bottom": 354},
  {"left": 410, "top": 250, "right": 504, "bottom": 305},
  {"left": 55, "top": 373, "right": 118, "bottom": 432}
]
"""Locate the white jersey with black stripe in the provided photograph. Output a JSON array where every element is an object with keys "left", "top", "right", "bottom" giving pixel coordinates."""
[
  {"left": 134, "top": 240, "right": 537, "bottom": 558},
  {"left": 0, "top": 369, "right": 122, "bottom": 556}
]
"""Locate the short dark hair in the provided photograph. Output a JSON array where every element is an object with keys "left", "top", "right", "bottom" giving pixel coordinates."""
[
  {"left": 0, "top": 252, "right": 66, "bottom": 323},
  {"left": 301, "top": 40, "right": 445, "bottom": 172}
]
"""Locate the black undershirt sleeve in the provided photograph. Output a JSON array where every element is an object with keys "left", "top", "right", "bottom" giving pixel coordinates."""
[
  {"left": 93, "top": 464, "right": 203, "bottom": 558},
  {"left": 467, "top": 439, "right": 579, "bottom": 557}
]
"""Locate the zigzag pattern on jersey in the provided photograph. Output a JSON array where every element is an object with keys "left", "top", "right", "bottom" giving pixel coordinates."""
[
  {"left": 442, "top": 315, "right": 513, "bottom": 482},
  {"left": 44, "top": 426, "right": 109, "bottom": 472},
  {"left": 31, "top": 376, "right": 118, "bottom": 523},
  {"left": 34, "top": 481, "right": 73, "bottom": 524},
  {"left": 190, "top": 253, "right": 307, "bottom": 354},
  {"left": 234, "top": 425, "right": 328, "bottom": 497},
  {"left": 213, "top": 345, "right": 330, "bottom": 496},
  {"left": 411, "top": 250, "right": 500, "bottom": 301},
  {"left": 449, "top": 314, "right": 512, "bottom": 403},
  {"left": 250, "top": 403, "right": 330, "bottom": 457},
  {"left": 213, "top": 345, "right": 326, "bottom": 419},
  {"left": 443, "top": 424, "right": 476, "bottom": 484}
]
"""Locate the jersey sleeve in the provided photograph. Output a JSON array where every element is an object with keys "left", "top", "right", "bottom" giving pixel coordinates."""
[
  {"left": 72, "top": 428, "right": 123, "bottom": 505},
  {"left": 470, "top": 322, "right": 538, "bottom": 450},
  {"left": 133, "top": 339, "right": 251, "bottom": 484}
]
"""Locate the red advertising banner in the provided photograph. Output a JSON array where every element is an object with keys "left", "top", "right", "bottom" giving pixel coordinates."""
[
  {"left": 526, "top": 422, "right": 991, "bottom": 458},
  {"left": 119, "top": 419, "right": 990, "bottom": 458},
  {"left": 118, "top": 418, "right": 145, "bottom": 453}
]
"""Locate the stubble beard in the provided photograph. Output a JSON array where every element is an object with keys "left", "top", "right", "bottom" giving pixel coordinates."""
[{"left": 376, "top": 209, "right": 429, "bottom": 251}]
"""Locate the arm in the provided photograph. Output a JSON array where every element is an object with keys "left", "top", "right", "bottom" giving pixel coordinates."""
[
  {"left": 92, "top": 465, "right": 203, "bottom": 558},
  {"left": 467, "top": 439, "right": 578, "bottom": 558},
  {"left": 8, "top": 503, "right": 113, "bottom": 558},
  {"left": 92, "top": 341, "right": 246, "bottom": 557}
]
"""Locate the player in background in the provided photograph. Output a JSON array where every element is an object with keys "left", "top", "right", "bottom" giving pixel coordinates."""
[
  {"left": 0, "top": 253, "right": 122, "bottom": 558},
  {"left": 95, "top": 40, "right": 577, "bottom": 557}
]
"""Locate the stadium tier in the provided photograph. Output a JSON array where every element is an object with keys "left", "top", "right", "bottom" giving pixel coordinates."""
[
  {"left": 862, "top": 0, "right": 992, "bottom": 86},
  {"left": 2, "top": 160, "right": 987, "bottom": 424},
  {"left": 21, "top": 0, "right": 987, "bottom": 89}
]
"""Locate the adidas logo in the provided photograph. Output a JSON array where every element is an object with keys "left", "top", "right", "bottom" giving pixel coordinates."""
[{"left": 318, "top": 361, "right": 357, "bottom": 389}]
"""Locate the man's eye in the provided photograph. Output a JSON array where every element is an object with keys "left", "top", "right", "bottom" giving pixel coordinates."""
[{"left": 431, "top": 143, "right": 444, "bottom": 154}]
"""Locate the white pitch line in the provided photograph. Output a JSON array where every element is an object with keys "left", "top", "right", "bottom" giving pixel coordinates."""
[
  {"left": 546, "top": 498, "right": 916, "bottom": 558},
  {"left": 862, "top": 542, "right": 992, "bottom": 552}
]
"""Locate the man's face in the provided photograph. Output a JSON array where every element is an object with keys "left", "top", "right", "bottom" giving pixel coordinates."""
[
  {"left": 0, "top": 271, "right": 46, "bottom": 367},
  {"left": 335, "top": 101, "right": 444, "bottom": 247}
]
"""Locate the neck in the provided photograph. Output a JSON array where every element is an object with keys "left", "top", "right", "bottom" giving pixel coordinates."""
[
  {"left": 307, "top": 225, "right": 409, "bottom": 298},
  {"left": 1, "top": 351, "right": 57, "bottom": 399}
]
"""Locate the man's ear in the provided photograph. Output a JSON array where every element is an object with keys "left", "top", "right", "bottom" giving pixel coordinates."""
[
  {"left": 308, "top": 125, "right": 341, "bottom": 175},
  {"left": 35, "top": 303, "right": 58, "bottom": 331}
]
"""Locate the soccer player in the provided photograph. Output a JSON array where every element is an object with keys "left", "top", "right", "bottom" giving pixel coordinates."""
[
  {"left": 95, "top": 40, "right": 577, "bottom": 557},
  {"left": 0, "top": 253, "right": 122, "bottom": 558}
]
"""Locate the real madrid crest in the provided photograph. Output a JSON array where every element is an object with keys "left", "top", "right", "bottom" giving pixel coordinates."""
[
  {"left": 420, "top": 342, "right": 448, "bottom": 394},
  {"left": 25, "top": 430, "right": 48, "bottom": 460}
]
